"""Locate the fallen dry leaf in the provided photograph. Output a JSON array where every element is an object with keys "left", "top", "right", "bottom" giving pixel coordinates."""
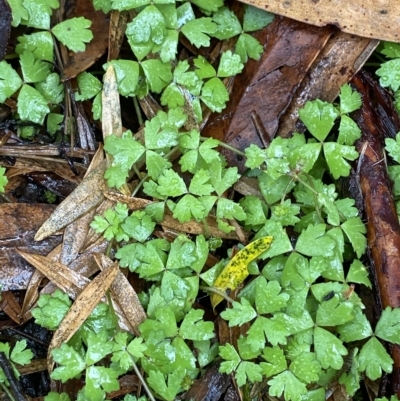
[
  {"left": 17, "top": 251, "right": 91, "bottom": 300},
  {"left": 0, "top": 291, "right": 22, "bottom": 325},
  {"left": 34, "top": 159, "right": 107, "bottom": 241},
  {"left": 95, "top": 254, "right": 146, "bottom": 335},
  {"left": 0, "top": 203, "right": 61, "bottom": 291},
  {"left": 239, "top": 0, "right": 400, "bottom": 42},
  {"left": 47, "top": 263, "right": 119, "bottom": 372}
]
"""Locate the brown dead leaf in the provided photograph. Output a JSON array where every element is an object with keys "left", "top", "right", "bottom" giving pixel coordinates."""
[
  {"left": 202, "top": 17, "right": 333, "bottom": 171},
  {"left": 47, "top": 263, "right": 119, "bottom": 372},
  {"left": 17, "top": 251, "right": 90, "bottom": 299},
  {"left": 34, "top": 159, "right": 107, "bottom": 241},
  {"left": 0, "top": 203, "right": 62, "bottom": 291},
  {"left": 95, "top": 254, "right": 146, "bottom": 335},
  {"left": 239, "top": 0, "right": 400, "bottom": 42},
  {"left": 108, "top": 10, "right": 128, "bottom": 61},
  {"left": 0, "top": 291, "right": 22, "bottom": 324},
  {"left": 277, "top": 32, "right": 378, "bottom": 137},
  {"left": 61, "top": 1, "right": 109, "bottom": 80},
  {"left": 20, "top": 244, "right": 62, "bottom": 323},
  {"left": 102, "top": 65, "right": 123, "bottom": 139}
]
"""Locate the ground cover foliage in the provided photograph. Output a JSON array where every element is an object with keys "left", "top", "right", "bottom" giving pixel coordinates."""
[{"left": 1, "top": 1, "right": 400, "bottom": 401}]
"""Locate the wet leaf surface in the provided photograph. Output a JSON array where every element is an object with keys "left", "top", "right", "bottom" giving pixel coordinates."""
[
  {"left": 240, "top": 0, "right": 400, "bottom": 42},
  {"left": 0, "top": 203, "right": 61, "bottom": 290}
]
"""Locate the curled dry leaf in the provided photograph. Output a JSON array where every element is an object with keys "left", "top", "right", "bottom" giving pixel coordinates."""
[
  {"left": 239, "top": 0, "right": 400, "bottom": 42},
  {"left": 47, "top": 263, "right": 119, "bottom": 373},
  {"left": 108, "top": 10, "right": 128, "bottom": 61},
  {"left": 0, "top": 291, "right": 22, "bottom": 325},
  {"left": 17, "top": 250, "right": 90, "bottom": 300},
  {"left": 0, "top": 203, "right": 61, "bottom": 291},
  {"left": 20, "top": 244, "right": 62, "bottom": 323},
  {"left": 34, "top": 159, "right": 107, "bottom": 241},
  {"left": 95, "top": 253, "right": 146, "bottom": 335},
  {"left": 60, "top": 146, "right": 105, "bottom": 265}
]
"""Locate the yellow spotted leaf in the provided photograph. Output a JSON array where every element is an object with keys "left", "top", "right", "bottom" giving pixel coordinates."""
[{"left": 211, "top": 236, "right": 273, "bottom": 309}]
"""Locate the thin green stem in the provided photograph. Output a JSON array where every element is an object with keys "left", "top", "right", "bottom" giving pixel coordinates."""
[
  {"left": 128, "top": 354, "right": 156, "bottom": 401},
  {"left": 199, "top": 286, "right": 235, "bottom": 304},
  {"left": 132, "top": 173, "right": 148, "bottom": 197},
  {"left": 200, "top": 137, "right": 246, "bottom": 158},
  {"left": 0, "top": 382, "right": 16, "bottom": 401},
  {"left": 133, "top": 97, "right": 143, "bottom": 127}
]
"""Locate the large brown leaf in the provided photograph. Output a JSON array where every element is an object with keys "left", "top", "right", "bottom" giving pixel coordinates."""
[
  {"left": 239, "top": 0, "right": 400, "bottom": 42},
  {"left": 0, "top": 204, "right": 61, "bottom": 290}
]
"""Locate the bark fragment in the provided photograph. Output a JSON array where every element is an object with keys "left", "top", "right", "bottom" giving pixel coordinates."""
[{"left": 351, "top": 71, "right": 400, "bottom": 396}]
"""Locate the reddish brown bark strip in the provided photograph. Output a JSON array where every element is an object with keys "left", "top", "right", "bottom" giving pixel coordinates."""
[{"left": 351, "top": 71, "right": 400, "bottom": 395}]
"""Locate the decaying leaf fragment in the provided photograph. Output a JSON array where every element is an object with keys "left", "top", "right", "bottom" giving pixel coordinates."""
[
  {"left": 34, "top": 159, "right": 107, "bottom": 241},
  {"left": 47, "top": 262, "right": 119, "bottom": 372},
  {"left": 95, "top": 254, "right": 146, "bottom": 335},
  {"left": 239, "top": 0, "right": 400, "bottom": 42},
  {"left": 211, "top": 236, "right": 273, "bottom": 309},
  {"left": 351, "top": 71, "right": 400, "bottom": 395}
]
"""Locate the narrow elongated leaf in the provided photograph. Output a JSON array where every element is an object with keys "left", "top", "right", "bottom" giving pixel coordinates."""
[
  {"left": 47, "top": 262, "right": 119, "bottom": 372},
  {"left": 211, "top": 236, "right": 273, "bottom": 309}
]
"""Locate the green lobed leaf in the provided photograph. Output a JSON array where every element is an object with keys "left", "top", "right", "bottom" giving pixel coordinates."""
[
  {"left": 323, "top": 142, "right": 359, "bottom": 179},
  {"left": 220, "top": 298, "right": 257, "bottom": 327},
  {"left": 385, "top": 133, "right": 400, "bottom": 164},
  {"left": 0, "top": 61, "right": 23, "bottom": 103},
  {"left": 217, "top": 50, "right": 244, "bottom": 77},
  {"left": 8, "top": 0, "right": 29, "bottom": 27},
  {"left": 268, "top": 370, "right": 308, "bottom": 401},
  {"left": 235, "top": 361, "right": 263, "bottom": 387},
  {"left": 0, "top": 167, "right": 8, "bottom": 192},
  {"left": 212, "top": 7, "right": 242, "bottom": 40},
  {"left": 44, "top": 392, "right": 71, "bottom": 401},
  {"left": 179, "top": 308, "right": 215, "bottom": 341},
  {"left": 141, "top": 59, "right": 173, "bottom": 93},
  {"left": 18, "top": 84, "right": 50, "bottom": 124},
  {"left": 20, "top": 50, "right": 51, "bottom": 83},
  {"left": 339, "top": 84, "right": 362, "bottom": 114},
  {"left": 190, "top": 0, "right": 223, "bottom": 13},
  {"left": 219, "top": 343, "right": 241, "bottom": 373},
  {"left": 256, "top": 277, "right": 289, "bottom": 314},
  {"left": 338, "top": 115, "right": 361, "bottom": 145},
  {"left": 290, "top": 352, "right": 322, "bottom": 384},
  {"left": 52, "top": 17, "right": 93, "bottom": 52},
  {"left": 376, "top": 59, "right": 400, "bottom": 91},
  {"left": 23, "top": 0, "right": 59, "bottom": 29},
  {"left": 316, "top": 294, "right": 355, "bottom": 326},
  {"left": 181, "top": 17, "right": 216, "bottom": 48},
  {"left": 10, "top": 340, "right": 33, "bottom": 366},
  {"left": 147, "top": 368, "right": 186, "bottom": 401},
  {"left": 16, "top": 31, "right": 54, "bottom": 61},
  {"left": 31, "top": 289, "right": 72, "bottom": 330},
  {"left": 358, "top": 337, "right": 393, "bottom": 380},
  {"left": 235, "top": 32, "right": 264, "bottom": 63},
  {"left": 341, "top": 217, "right": 367, "bottom": 258},
  {"left": 260, "top": 346, "right": 287, "bottom": 377},
  {"left": 346, "top": 259, "right": 372, "bottom": 288},
  {"left": 314, "top": 327, "right": 348, "bottom": 370},
  {"left": 243, "top": 4, "right": 274, "bottom": 32},
  {"left": 51, "top": 343, "right": 86, "bottom": 382},
  {"left": 200, "top": 76, "right": 229, "bottom": 112},
  {"left": 193, "top": 55, "right": 216, "bottom": 79},
  {"left": 298, "top": 100, "right": 340, "bottom": 142},
  {"left": 86, "top": 330, "right": 113, "bottom": 366},
  {"left": 295, "top": 224, "right": 336, "bottom": 257},
  {"left": 337, "top": 308, "right": 373, "bottom": 342},
  {"left": 375, "top": 307, "right": 400, "bottom": 344},
  {"left": 35, "top": 73, "right": 64, "bottom": 105}
]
